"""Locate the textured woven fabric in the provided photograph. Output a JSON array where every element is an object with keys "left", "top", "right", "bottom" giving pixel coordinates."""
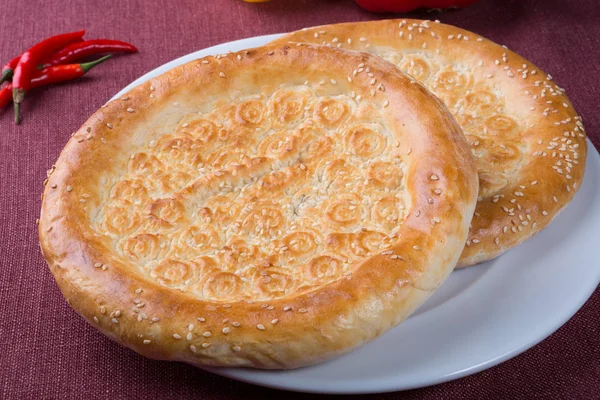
[{"left": 1, "top": 0, "right": 598, "bottom": 398}]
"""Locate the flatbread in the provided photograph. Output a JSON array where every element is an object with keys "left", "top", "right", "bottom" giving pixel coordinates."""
[{"left": 39, "top": 43, "right": 477, "bottom": 369}]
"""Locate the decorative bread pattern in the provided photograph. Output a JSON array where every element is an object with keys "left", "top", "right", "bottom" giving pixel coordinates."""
[
  {"left": 39, "top": 44, "right": 478, "bottom": 369},
  {"left": 271, "top": 19, "right": 588, "bottom": 267},
  {"left": 99, "top": 89, "right": 412, "bottom": 301}
]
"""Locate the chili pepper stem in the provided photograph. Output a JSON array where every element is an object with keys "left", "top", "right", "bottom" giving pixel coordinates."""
[
  {"left": 12, "top": 88, "right": 25, "bottom": 124},
  {"left": 81, "top": 54, "right": 112, "bottom": 73},
  {"left": 0, "top": 69, "right": 12, "bottom": 85}
]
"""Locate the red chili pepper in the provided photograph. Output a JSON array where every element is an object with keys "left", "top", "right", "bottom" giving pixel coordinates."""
[
  {"left": 42, "top": 39, "right": 138, "bottom": 68},
  {"left": 355, "top": 0, "right": 478, "bottom": 12},
  {"left": 12, "top": 30, "right": 85, "bottom": 124},
  {"left": 0, "top": 38, "right": 84, "bottom": 85},
  {"left": 5, "top": 55, "right": 111, "bottom": 121},
  {"left": 0, "top": 85, "right": 11, "bottom": 109}
]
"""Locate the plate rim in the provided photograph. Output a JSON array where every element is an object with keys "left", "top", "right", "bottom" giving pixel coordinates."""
[{"left": 110, "top": 33, "right": 600, "bottom": 394}]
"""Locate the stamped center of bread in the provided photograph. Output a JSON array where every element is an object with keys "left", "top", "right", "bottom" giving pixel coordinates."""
[
  {"left": 375, "top": 50, "right": 526, "bottom": 200},
  {"left": 93, "top": 86, "right": 410, "bottom": 301}
]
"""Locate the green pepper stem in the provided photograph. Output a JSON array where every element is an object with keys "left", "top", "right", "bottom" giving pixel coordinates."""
[
  {"left": 14, "top": 101, "right": 20, "bottom": 124},
  {"left": 81, "top": 54, "right": 112, "bottom": 73},
  {"left": 0, "top": 69, "right": 13, "bottom": 85}
]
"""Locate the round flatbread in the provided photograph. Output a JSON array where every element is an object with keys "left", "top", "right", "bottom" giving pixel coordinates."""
[
  {"left": 39, "top": 43, "right": 477, "bottom": 369},
  {"left": 271, "top": 19, "right": 588, "bottom": 267}
]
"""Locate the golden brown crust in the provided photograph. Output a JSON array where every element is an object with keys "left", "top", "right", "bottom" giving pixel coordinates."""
[
  {"left": 39, "top": 43, "right": 477, "bottom": 369},
  {"left": 270, "top": 19, "right": 588, "bottom": 267}
]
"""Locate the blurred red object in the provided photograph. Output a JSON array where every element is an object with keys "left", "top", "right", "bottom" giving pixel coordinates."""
[{"left": 355, "top": 0, "right": 478, "bottom": 13}]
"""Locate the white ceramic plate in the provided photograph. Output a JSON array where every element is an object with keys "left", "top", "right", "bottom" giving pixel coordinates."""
[{"left": 112, "top": 34, "right": 600, "bottom": 394}]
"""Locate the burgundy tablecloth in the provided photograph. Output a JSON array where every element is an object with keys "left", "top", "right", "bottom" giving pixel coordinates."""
[{"left": 1, "top": 0, "right": 598, "bottom": 398}]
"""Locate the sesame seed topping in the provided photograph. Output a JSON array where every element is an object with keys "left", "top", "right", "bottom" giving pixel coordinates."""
[
  {"left": 232, "top": 345, "right": 241, "bottom": 352},
  {"left": 232, "top": 321, "right": 241, "bottom": 327},
  {"left": 189, "top": 345, "right": 197, "bottom": 353},
  {"left": 111, "top": 318, "right": 119, "bottom": 324},
  {"left": 203, "top": 331, "right": 212, "bottom": 338},
  {"left": 126, "top": 108, "right": 135, "bottom": 113},
  {"left": 222, "top": 327, "right": 231, "bottom": 334},
  {"left": 202, "top": 343, "right": 211, "bottom": 348},
  {"left": 256, "top": 324, "right": 266, "bottom": 330},
  {"left": 219, "top": 72, "right": 226, "bottom": 78},
  {"left": 172, "top": 333, "right": 182, "bottom": 340},
  {"left": 298, "top": 308, "right": 308, "bottom": 313},
  {"left": 186, "top": 332, "right": 193, "bottom": 340},
  {"left": 93, "top": 316, "right": 99, "bottom": 324},
  {"left": 198, "top": 317, "right": 206, "bottom": 322},
  {"left": 271, "top": 319, "right": 279, "bottom": 325},
  {"left": 283, "top": 306, "right": 292, "bottom": 311}
]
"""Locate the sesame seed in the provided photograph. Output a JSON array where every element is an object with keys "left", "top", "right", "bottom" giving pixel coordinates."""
[
  {"left": 189, "top": 345, "right": 197, "bottom": 353},
  {"left": 66, "top": 186, "right": 72, "bottom": 192},
  {"left": 203, "top": 331, "right": 212, "bottom": 338},
  {"left": 232, "top": 345, "right": 241, "bottom": 352},
  {"left": 106, "top": 123, "right": 113, "bottom": 129},
  {"left": 111, "top": 318, "right": 119, "bottom": 324},
  {"left": 198, "top": 317, "right": 206, "bottom": 322},
  {"left": 222, "top": 327, "right": 231, "bottom": 334},
  {"left": 256, "top": 324, "right": 266, "bottom": 330},
  {"left": 283, "top": 306, "right": 292, "bottom": 311},
  {"left": 186, "top": 332, "right": 193, "bottom": 340},
  {"left": 271, "top": 319, "right": 279, "bottom": 325},
  {"left": 126, "top": 108, "right": 135, "bottom": 113},
  {"left": 144, "top": 339, "right": 151, "bottom": 345},
  {"left": 93, "top": 316, "right": 99, "bottom": 324},
  {"left": 298, "top": 308, "right": 308, "bottom": 313},
  {"left": 219, "top": 72, "right": 226, "bottom": 78},
  {"left": 202, "top": 343, "right": 211, "bottom": 348},
  {"left": 173, "top": 333, "right": 182, "bottom": 340},
  {"left": 232, "top": 321, "right": 241, "bottom": 327}
]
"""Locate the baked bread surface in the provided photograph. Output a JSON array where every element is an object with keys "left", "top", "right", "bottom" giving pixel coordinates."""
[
  {"left": 271, "top": 20, "right": 588, "bottom": 267},
  {"left": 39, "top": 43, "right": 477, "bottom": 369}
]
